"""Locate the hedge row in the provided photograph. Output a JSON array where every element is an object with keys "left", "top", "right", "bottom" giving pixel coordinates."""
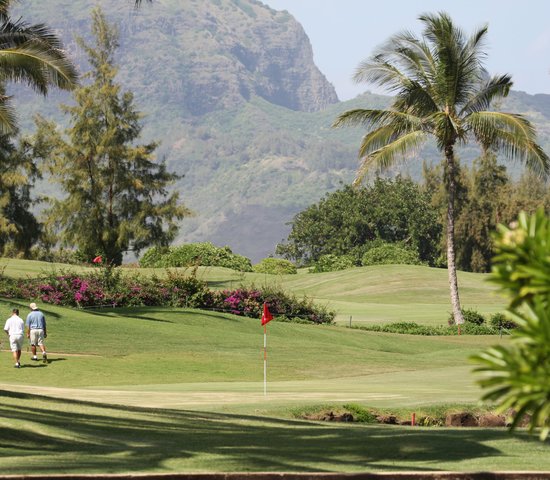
[{"left": 351, "top": 321, "right": 506, "bottom": 336}]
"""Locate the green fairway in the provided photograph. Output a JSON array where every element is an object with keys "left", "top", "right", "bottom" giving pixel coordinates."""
[
  {"left": 0, "top": 300, "right": 500, "bottom": 390},
  {"left": 0, "top": 291, "right": 548, "bottom": 473},
  {"left": 1, "top": 261, "right": 543, "bottom": 474}
]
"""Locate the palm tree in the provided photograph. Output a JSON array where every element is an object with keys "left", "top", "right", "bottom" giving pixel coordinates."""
[
  {"left": 0, "top": 0, "right": 78, "bottom": 133},
  {"left": 334, "top": 12, "right": 549, "bottom": 325}
]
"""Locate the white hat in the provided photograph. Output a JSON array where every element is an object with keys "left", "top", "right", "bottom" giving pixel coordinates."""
[{"left": 29, "top": 302, "right": 38, "bottom": 310}]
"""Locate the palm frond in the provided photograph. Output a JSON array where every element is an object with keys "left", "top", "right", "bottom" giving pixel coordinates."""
[
  {"left": 0, "top": 0, "right": 11, "bottom": 22},
  {"left": 0, "top": 97, "right": 17, "bottom": 135},
  {"left": 353, "top": 57, "right": 410, "bottom": 93},
  {"left": 468, "top": 111, "right": 550, "bottom": 176},
  {"left": 391, "top": 31, "right": 436, "bottom": 79},
  {"left": 333, "top": 108, "right": 422, "bottom": 130},
  {"left": 0, "top": 17, "right": 78, "bottom": 93},
  {"left": 393, "top": 83, "right": 439, "bottom": 116},
  {"left": 460, "top": 74, "right": 512, "bottom": 115},
  {"left": 425, "top": 110, "right": 466, "bottom": 149},
  {"left": 354, "top": 130, "right": 426, "bottom": 185},
  {"left": 0, "top": 43, "right": 78, "bottom": 93},
  {"left": 0, "top": 20, "right": 65, "bottom": 51}
]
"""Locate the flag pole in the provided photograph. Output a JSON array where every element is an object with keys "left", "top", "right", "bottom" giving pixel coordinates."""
[
  {"left": 263, "top": 323, "right": 267, "bottom": 396},
  {"left": 261, "top": 302, "right": 273, "bottom": 396}
]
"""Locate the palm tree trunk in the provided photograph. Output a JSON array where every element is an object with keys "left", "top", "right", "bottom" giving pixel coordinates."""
[{"left": 445, "top": 146, "right": 465, "bottom": 325}]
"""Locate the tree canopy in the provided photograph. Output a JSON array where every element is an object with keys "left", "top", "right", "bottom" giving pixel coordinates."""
[{"left": 276, "top": 177, "right": 441, "bottom": 266}]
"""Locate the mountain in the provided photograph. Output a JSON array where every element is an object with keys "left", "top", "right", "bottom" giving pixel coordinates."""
[{"left": 12, "top": 0, "right": 550, "bottom": 262}]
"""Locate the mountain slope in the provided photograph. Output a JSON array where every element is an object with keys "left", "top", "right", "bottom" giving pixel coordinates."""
[{"left": 12, "top": 0, "right": 550, "bottom": 261}]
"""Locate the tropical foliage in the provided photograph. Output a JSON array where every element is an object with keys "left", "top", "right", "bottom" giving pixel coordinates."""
[
  {"left": 0, "top": 267, "right": 334, "bottom": 323},
  {"left": 354, "top": 322, "right": 501, "bottom": 336},
  {"left": 472, "top": 210, "right": 550, "bottom": 440},
  {"left": 334, "top": 12, "right": 549, "bottom": 324},
  {"left": 0, "top": 0, "right": 77, "bottom": 133},
  {"left": 309, "top": 254, "right": 355, "bottom": 273},
  {"left": 0, "top": 135, "right": 40, "bottom": 256},
  {"left": 361, "top": 243, "right": 423, "bottom": 267}
]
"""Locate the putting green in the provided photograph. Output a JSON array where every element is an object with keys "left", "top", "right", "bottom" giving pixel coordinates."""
[{"left": 1, "top": 364, "right": 481, "bottom": 413}]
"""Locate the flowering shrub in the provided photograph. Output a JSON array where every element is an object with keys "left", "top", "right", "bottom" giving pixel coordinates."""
[{"left": 0, "top": 268, "right": 334, "bottom": 324}]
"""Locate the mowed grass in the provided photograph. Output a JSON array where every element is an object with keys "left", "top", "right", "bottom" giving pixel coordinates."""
[
  {"left": 1, "top": 292, "right": 549, "bottom": 473},
  {"left": 0, "top": 390, "right": 549, "bottom": 474},
  {"left": 0, "top": 298, "right": 498, "bottom": 392},
  {"left": 1, "top": 259, "right": 506, "bottom": 325}
]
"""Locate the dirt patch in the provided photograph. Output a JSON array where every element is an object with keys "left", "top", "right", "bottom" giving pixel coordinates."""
[
  {"left": 300, "top": 407, "right": 522, "bottom": 429},
  {"left": 446, "top": 412, "right": 478, "bottom": 427},
  {"left": 303, "top": 411, "right": 354, "bottom": 422}
]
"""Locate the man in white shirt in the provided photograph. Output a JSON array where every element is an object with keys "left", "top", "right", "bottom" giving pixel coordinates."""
[{"left": 4, "top": 308, "right": 25, "bottom": 368}]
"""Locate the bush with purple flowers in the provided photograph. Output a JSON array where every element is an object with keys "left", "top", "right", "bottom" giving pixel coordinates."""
[{"left": 0, "top": 267, "right": 334, "bottom": 324}]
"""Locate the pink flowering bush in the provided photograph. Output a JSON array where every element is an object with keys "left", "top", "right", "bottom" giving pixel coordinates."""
[{"left": 0, "top": 268, "right": 334, "bottom": 324}]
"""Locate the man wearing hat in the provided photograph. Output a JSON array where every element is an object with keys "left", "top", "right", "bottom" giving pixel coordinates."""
[
  {"left": 26, "top": 303, "right": 48, "bottom": 363},
  {"left": 4, "top": 308, "right": 24, "bottom": 368}
]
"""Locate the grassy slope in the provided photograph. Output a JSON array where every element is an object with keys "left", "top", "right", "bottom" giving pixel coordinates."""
[
  {"left": 1, "top": 259, "right": 507, "bottom": 325},
  {"left": 0, "top": 299, "right": 496, "bottom": 392}
]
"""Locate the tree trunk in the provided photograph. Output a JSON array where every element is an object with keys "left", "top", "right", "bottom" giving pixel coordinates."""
[{"left": 445, "top": 146, "right": 465, "bottom": 325}]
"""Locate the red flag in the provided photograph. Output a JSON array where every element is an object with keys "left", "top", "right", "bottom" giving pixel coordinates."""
[{"left": 261, "top": 302, "right": 273, "bottom": 326}]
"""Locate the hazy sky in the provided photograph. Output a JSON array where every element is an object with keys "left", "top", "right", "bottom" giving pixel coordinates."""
[{"left": 263, "top": 0, "right": 550, "bottom": 100}]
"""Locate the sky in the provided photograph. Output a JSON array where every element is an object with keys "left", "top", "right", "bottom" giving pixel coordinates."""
[{"left": 263, "top": 0, "right": 550, "bottom": 100}]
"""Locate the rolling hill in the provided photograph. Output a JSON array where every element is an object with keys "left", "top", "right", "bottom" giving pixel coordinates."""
[{"left": 0, "top": 258, "right": 506, "bottom": 324}]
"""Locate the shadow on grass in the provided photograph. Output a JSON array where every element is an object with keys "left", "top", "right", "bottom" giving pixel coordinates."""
[
  {"left": 0, "top": 389, "right": 546, "bottom": 474},
  {"left": 88, "top": 307, "right": 244, "bottom": 324},
  {"left": 0, "top": 298, "right": 63, "bottom": 320}
]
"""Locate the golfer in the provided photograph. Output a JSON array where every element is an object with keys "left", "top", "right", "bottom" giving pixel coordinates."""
[
  {"left": 4, "top": 308, "right": 24, "bottom": 368},
  {"left": 26, "top": 303, "right": 48, "bottom": 363}
]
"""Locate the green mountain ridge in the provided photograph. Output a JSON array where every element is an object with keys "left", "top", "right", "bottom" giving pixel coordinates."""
[{"left": 12, "top": 0, "right": 550, "bottom": 261}]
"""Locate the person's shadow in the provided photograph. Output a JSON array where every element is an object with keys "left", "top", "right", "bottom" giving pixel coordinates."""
[{"left": 21, "top": 358, "right": 67, "bottom": 367}]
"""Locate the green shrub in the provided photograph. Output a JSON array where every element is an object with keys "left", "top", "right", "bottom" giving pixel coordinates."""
[
  {"left": 253, "top": 258, "right": 297, "bottom": 275},
  {"left": 489, "top": 312, "right": 517, "bottom": 330},
  {"left": 139, "top": 246, "right": 169, "bottom": 268},
  {"left": 352, "top": 321, "right": 500, "bottom": 336},
  {"left": 29, "top": 246, "right": 82, "bottom": 265},
  {"left": 361, "top": 243, "right": 423, "bottom": 266},
  {"left": 139, "top": 242, "right": 253, "bottom": 272},
  {"left": 449, "top": 308, "right": 485, "bottom": 326},
  {"left": 342, "top": 404, "right": 378, "bottom": 423},
  {"left": 309, "top": 254, "right": 355, "bottom": 273},
  {"left": 0, "top": 267, "right": 333, "bottom": 324}
]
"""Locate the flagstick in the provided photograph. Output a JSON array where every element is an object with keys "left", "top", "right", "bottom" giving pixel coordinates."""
[{"left": 263, "top": 323, "right": 267, "bottom": 396}]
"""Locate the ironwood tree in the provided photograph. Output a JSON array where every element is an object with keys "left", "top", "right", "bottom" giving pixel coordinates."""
[
  {"left": 0, "top": 134, "right": 40, "bottom": 256},
  {"left": 34, "top": 8, "right": 190, "bottom": 265}
]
